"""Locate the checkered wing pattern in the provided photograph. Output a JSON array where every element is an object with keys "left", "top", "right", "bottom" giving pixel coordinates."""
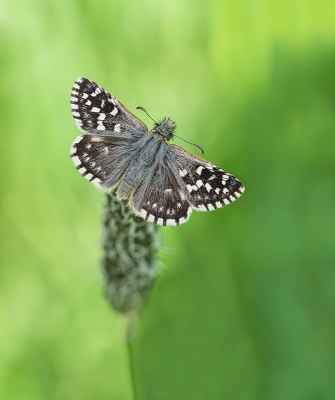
[
  {"left": 129, "top": 151, "right": 193, "bottom": 226},
  {"left": 70, "top": 134, "right": 142, "bottom": 192},
  {"left": 168, "top": 145, "right": 245, "bottom": 212},
  {"left": 70, "top": 77, "right": 147, "bottom": 137},
  {"left": 70, "top": 78, "right": 150, "bottom": 191}
]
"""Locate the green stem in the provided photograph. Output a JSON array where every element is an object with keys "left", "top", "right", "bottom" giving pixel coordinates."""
[
  {"left": 127, "top": 340, "right": 138, "bottom": 400},
  {"left": 101, "top": 192, "right": 161, "bottom": 398}
]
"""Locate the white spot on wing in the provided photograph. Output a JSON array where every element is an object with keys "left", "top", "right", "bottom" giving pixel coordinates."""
[
  {"left": 71, "top": 96, "right": 78, "bottom": 102},
  {"left": 98, "top": 113, "right": 106, "bottom": 120},
  {"left": 91, "top": 107, "right": 100, "bottom": 113},
  {"left": 148, "top": 214, "right": 155, "bottom": 223},
  {"left": 179, "top": 169, "right": 187, "bottom": 177},
  {"left": 196, "top": 180, "right": 203, "bottom": 188},
  {"left": 72, "top": 136, "right": 83, "bottom": 144},
  {"left": 114, "top": 123, "right": 122, "bottom": 133},
  {"left": 205, "top": 183, "right": 212, "bottom": 192},
  {"left": 207, "top": 204, "right": 215, "bottom": 211},
  {"left": 70, "top": 146, "right": 76, "bottom": 155},
  {"left": 157, "top": 218, "right": 164, "bottom": 225},
  {"left": 84, "top": 173, "right": 93, "bottom": 181},
  {"left": 71, "top": 103, "right": 78, "bottom": 109},
  {"left": 71, "top": 156, "right": 81, "bottom": 166},
  {"left": 92, "top": 178, "right": 101, "bottom": 185},
  {"left": 140, "top": 209, "right": 147, "bottom": 219},
  {"left": 73, "top": 83, "right": 80, "bottom": 89},
  {"left": 72, "top": 112, "right": 80, "bottom": 117},
  {"left": 82, "top": 93, "right": 89, "bottom": 99},
  {"left": 85, "top": 100, "right": 92, "bottom": 106},
  {"left": 196, "top": 166, "right": 204, "bottom": 175},
  {"left": 110, "top": 107, "right": 118, "bottom": 116},
  {"left": 74, "top": 119, "right": 83, "bottom": 128},
  {"left": 223, "top": 199, "right": 230, "bottom": 205},
  {"left": 78, "top": 167, "right": 86, "bottom": 174},
  {"left": 166, "top": 219, "right": 177, "bottom": 226}
]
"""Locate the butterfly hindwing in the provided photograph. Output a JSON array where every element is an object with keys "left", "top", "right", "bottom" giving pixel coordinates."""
[
  {"left": 167, "top": 145, "right": 245, "bottom": 212},
  {"left": 129, "top": 148, "right": 193, "bottom": 226},
  {"left": 70, "top": 77, "right": 147, "bottom": 137},
  {"left": 70, "top": 134, "right": 141, "bottom": 192}
]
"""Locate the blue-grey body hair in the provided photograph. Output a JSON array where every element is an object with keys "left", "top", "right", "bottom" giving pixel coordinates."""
[{"left": 70, "top": 77, "right": 245, "bottom": 226}]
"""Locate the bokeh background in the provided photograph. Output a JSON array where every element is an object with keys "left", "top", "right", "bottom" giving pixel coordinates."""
[{"left": 1, "top": 0, "right": 335, "bottom": 399}]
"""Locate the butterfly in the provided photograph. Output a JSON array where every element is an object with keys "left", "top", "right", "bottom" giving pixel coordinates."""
[{"left": 70, "top": 77, "right": 245, "bottom": 226}]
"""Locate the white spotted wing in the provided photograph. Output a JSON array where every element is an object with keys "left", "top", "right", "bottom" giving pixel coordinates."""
[{"left": 167, "top": 145, "right": 245, "bottom": 213}]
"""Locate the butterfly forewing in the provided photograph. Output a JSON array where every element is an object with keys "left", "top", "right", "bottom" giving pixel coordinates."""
[
  {"left": 167, "top": 145, "right": 245, "bottom": 211},
  {"left": 70, "top": 77, "right": 147, "bottom": 136}
]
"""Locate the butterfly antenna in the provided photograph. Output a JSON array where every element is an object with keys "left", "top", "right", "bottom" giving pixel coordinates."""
[
  {"left": 172, "top": 133, "right": 204, "bottom": 155},
  {"left": 137, "top": 107, "right": 204, "bottom": 154},
  {"left": 136, "top": 107, "right": 159, "bottom": 125}
]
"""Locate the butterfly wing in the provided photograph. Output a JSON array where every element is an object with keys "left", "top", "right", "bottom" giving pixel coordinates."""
[
  {"left": 128, "top": 144, "right": 245, "bottom": 226},
  {"left": 128, "top": 146, "right": 193, "bottom": 226},
  {"left": 167, "top": 144, "right": 245, "bottom": 211},
  {"left": 70, "top": 77, "right": 148, "bottom": 137},
  {"left": 70, "top": 78, "right": 150, "bottom": 192},
  {"left": 71, "top": 134, "right": 148, "bottom": 192}
]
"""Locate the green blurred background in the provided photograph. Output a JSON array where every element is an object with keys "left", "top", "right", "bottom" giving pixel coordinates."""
[{"left": 1, "top": 0, "right": 335, "bottom": 399}]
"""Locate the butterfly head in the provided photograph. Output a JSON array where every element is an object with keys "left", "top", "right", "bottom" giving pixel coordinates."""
[
  {"left": 136, "top": 106, "right": 203, "bottom": 153},
  {"left": 152, "top": 118, "right": 176, "bottom": 141}
]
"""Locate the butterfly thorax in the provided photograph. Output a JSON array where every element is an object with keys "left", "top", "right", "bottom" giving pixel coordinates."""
[{"left": 151, "top": 118, "right": 175, "bottom": 142}]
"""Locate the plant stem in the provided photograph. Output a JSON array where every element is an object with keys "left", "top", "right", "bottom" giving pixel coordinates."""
[
  {"left": 127, "top": 340, "right": 138, "bottom": 400},
  {"left": 101, "top": 191, "right": 161, "bottom": 398}
]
